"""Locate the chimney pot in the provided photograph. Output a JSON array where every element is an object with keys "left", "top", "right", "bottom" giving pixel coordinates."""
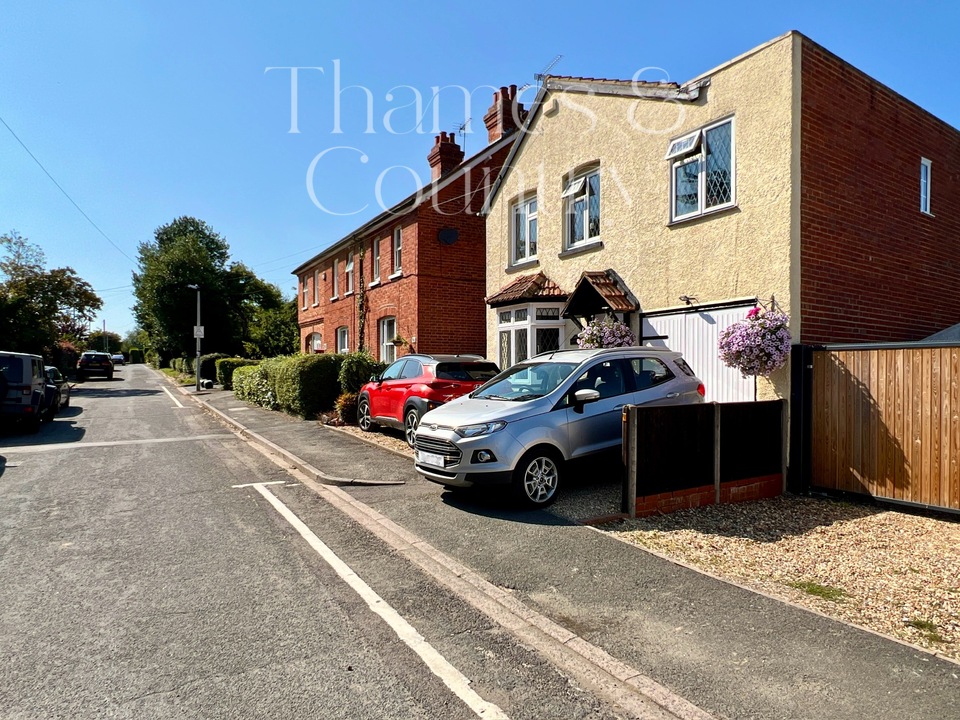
[{"left": 484, "top": 81, "right": 527, "bottom": 144}]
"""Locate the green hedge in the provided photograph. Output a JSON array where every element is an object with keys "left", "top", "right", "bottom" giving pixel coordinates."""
[
  {"left": 338, "top": 350, "right": 386, "bottom": 394},
  {"left": 231, "top": 353, "right": 346, "bottom": 418},
  {"left": 129, "top": 348, "right": 144, "bottom": 364},
  {"left": 198, "top": 352, "right": 231, "bottom": 382},
  {"left": 216, "top": 357, "right": 260, "bottom": 390}
]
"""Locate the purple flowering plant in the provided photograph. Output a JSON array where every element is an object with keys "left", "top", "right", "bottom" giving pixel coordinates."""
[
  {"left": 577, "top": 318, "right": 636, "bottom": 349},
  {"left": 717, "top": 308, "right": 791, "bottom": 377}
]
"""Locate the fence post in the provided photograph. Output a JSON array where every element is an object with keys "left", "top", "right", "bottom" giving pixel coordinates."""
[
  {"left": 714, "top": 403, "right": 721, "bottom": 505},
  {"left": 622, "top": 405, "right": 637, "bottom": 517}
]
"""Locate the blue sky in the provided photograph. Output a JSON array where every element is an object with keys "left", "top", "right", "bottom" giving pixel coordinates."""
[{"left": 1, "top": 1, "right": 958, "bottom": 338}]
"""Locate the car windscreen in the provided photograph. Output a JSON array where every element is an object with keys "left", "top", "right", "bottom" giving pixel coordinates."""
[
  {"left": 435, "top": 362, "right": 500, "bottom": 381},
  {"left": 473, "top": 361, "right": 579, "bottom": 401},
  {"left": 0, "top": 357, "right": 23, "bottom": 383}
]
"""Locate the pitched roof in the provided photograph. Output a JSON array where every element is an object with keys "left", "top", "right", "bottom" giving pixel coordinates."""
[
  {"left": 560, "top": 269, "right": 638, "bottom": 317},
  {"left": 485, "top": 272, "right": 567, "bottom": 307},
  {"left": 293, "top": 132, "right": 515, "bottom": 275}
]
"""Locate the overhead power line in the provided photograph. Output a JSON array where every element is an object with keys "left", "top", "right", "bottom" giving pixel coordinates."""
[{"left": 0, "top": 113, "right": 136, "bottom": 265}]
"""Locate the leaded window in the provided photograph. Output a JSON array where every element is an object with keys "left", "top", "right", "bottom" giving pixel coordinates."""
[
  {"left": 669, "top": 118, "right": 735, "bottom": 222},
  {"left": 563, "top": 170, "right": 600, "bottom": 248},
  {"left": 496, "top": 303, "right": 567, "bottom": 368},
  {"left": 511, "top": 196, "right": 538, "bottom": 264}
]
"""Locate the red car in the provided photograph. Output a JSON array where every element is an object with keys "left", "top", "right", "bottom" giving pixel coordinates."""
[{"left": 357, "top": 353, "right": 500, "bottom": 447}]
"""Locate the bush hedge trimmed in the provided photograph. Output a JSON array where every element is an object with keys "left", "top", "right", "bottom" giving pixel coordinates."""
[
  {"left": 231, "top": 353, "right": 346, "bottom": 418},
  {"left": 198, "top": 352, "right": 231, "bottom": 382},
  {"left": 216, "top": 357, "right": 260, "bottom": 390},
  {"left": 338, "top": 350, "right": 386, "bottom": 394}
]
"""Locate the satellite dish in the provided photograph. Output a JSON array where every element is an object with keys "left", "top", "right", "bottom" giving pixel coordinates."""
[{"left": 438, "top": 228, "right": 459, "bottom": 245}]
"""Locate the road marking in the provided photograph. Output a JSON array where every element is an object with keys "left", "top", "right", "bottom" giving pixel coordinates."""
[
  {"left": 162, "top": 386, "right": 184, "bottom": 408},
  {"left": 2, "top": 434, "right": 235, "bottom": 454},
  {"left": 243, "top": 482, "right": 509, "bottom": 720},
  {"left": 232, "top": 481, "right": 286, "bottom": 488}
]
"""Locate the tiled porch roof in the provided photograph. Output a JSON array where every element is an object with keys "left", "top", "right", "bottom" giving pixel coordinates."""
[
  {"left": 485, "top": 272, "right": 567, "bottom": 307},
  {"left": 561, "top": 270, "right": 638, "bottom": 317}
]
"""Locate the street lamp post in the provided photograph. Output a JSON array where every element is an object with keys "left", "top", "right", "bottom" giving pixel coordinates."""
[{"left": 187, "top": 284, "right": 201, "bottom": 392}]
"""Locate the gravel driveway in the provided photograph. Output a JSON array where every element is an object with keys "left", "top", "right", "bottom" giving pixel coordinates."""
[{"left": 336, "top": 422, "right": 960, "bottom": 663}]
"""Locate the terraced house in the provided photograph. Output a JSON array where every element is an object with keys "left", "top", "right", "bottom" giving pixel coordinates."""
[
  {"left": 294, "top": 86, "right": 526, "bottom": 362},
  {"left": 482, "top": 31, "right": 960, "bottom": 403}
]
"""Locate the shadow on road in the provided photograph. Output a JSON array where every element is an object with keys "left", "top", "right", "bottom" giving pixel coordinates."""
[{"left": 71, "top": 387, "right": 161, "bottom": 399}]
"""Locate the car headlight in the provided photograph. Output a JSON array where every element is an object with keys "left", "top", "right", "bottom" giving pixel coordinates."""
[{"left": 454, "top": 421, "right": 507, "bottom": 438}]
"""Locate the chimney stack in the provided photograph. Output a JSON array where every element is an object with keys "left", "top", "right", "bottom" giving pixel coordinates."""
[
  {"left": 427, "top": 131, "right": 465, "bottom": 181},
  {"left": 483, "top": 84, "right": 528, "bottom": 144}
]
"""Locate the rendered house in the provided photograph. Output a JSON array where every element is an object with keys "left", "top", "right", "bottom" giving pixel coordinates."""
[
  {"left": 294, "top": 86, "right": 527, "bottom": 362},
  {"left": 482, "top": 31, "right": 960, "bottom": 403}
]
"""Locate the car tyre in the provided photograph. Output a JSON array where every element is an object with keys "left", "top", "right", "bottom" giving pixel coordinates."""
[
  {"left": 107, "top": 372, "right": 113, "bottom": 381},
  {"left": 357, "top": 397, "right": 373, "bottom": 432},
  {"left": 404, "top": 407, "right": 420, "bottom": 448},
  {"left": 512, "top": 447, "right": 562, "bottom": 508}
]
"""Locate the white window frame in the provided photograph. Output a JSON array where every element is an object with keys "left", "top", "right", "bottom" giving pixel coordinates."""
[
  {"left": 336, "top": 326, "right": 349, "bottom": 353},
  {"left": 345, "top": 251, "right": 355, "bottom": 294},
  {"left": 511, "top": 195, "right": 538, "bottom": 265},
  {"left": 668, "top": 117, "right": 735, "bottom": 222},
  {"left": 313, "top": 269, "right": 320, "bottom": 305},
  {"left": 301, "top": 276, "right": 309, "bottom": 310},
  {"left": 563, "top": 169, "right": 600, "bottom": 249},
  {"left": 920, "top": 157, "right": 933, "bottom": 215},
  {"left": 496, "top": 303, "right": 566, "bottom": 368},
  {"left": 379, "top": 316, "right": 397, "bottom": 363},
  {"left": 392, "top": 226, "right": 402, "bottom": 274},
  {"left": 331, "top": 259, "right": 339, "bottom": 299},
  {"left": 307, "top": 332, "right": 322, "bottom": 353},
  {"left": 371, "top": 238, "right": 381, "bottom": 285}
]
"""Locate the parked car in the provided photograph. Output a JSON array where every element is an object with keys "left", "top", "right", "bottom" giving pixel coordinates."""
[
  {"left": 77, "top": 351, "right": 113, "bottom": 381},
  {"left": 357, "top": 354, "right": 500, "bottom": 447},
  {"left": 414, "top": 346, "right": 705, "bottom": 507},
  {"left": 0, "top": 350, "right": 48, "bottom": 433},
  {"left": 111, "top": 353, "right": 125, "bottom": 366},
  {"left": 43, "top": 366, "right": 71, "bottom": 420}
]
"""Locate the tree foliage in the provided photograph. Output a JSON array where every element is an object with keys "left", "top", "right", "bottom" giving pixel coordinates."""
[
  {"left": 243, "top": 298, "right": 299, "bottom": 359},
  {"left": 0, "top": 231, "right": 102, "bottom": 355},
  {"left": 87, "top": 330, "right": 123, "bottom": 354},
  {"left": 133, "top": 217, "right": 281, "bottom": 361}
]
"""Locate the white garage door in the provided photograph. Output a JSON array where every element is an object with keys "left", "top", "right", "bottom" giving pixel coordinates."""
[{"left": 641, "top": 305, "right": 756, "bottom": 403}]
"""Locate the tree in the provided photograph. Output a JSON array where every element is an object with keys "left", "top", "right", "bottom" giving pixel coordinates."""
[
  {"left": 0, "top": 231, "right": 102, "bottom": 355},
  {"left": 243, "top": 298, "right": 299, "bottom": 359},
  {"left": 87, "top": 330, "right": 122, "bottom": 354},
  {"left": 132, "top": 217, "right": 293, "bottom": 362}
]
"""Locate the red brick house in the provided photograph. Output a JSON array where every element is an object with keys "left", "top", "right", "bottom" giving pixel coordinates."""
[{"left": 294, "top": 86, "right": 526, "bottom": 363}]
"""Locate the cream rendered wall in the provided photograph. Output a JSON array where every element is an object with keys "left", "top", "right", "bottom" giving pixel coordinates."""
[{"left": 485, "top": 33, "right": 797, "bottom": 399}]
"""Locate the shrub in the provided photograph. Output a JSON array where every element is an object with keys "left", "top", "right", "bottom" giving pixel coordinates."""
[
  {"left": 145, "top": 350, "right": 159, "bottom": 368},
  {"left": 718, "top": 308, "right": 792, "bottom": 377},
  {"left": 273, "top": 353, "right": 345, "bottom": 418},
  {"left": 577, "top": 318, "right": 636, "bottom": 349},
  {"left": 216, "top": 357, "right": 259, "bottom": 390},
  {"left": 233, "top": 364, "right": 277, "bottom": 409},
  {"left": 335, "top": 391, "right": 358, "bottom": 424},
  {"left": 338, "top": 350, "right": 386, "bottom": 394},
  {"left": 198, "top": 352, "right": 231, "bottom": 382},
  {"left": 129, "top": 348, "right": 144, "bottom": 364}
]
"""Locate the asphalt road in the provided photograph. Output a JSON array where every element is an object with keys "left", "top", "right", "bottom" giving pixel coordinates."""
[{"left": 0, "top": 364, "right": 642, "bottom": 719}]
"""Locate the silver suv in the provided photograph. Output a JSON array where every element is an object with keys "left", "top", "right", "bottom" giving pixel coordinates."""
[{"left": 414, "top": 346, "right": 704, "bottom": 507}]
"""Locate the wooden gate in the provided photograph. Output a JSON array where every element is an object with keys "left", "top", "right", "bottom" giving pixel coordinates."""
[{"left": 811, "top": 344, "right": 960, "bottom": 511}]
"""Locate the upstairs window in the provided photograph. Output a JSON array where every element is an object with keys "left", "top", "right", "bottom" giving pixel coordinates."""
[
  {"left": 669, "top": 117, "right": 735, "bottom": 222},
  {"left": 331, "top": 259, "right": 339, "bottom": 298},
  {"left": 345, "top": 251, "right": 355, "bottom": 293},
  {"left": 511, "top": 196, "right": 538, "bottom": 264},
  {"left": 371, "top": 238, "right": 381, "bottom": 282},
  {"left": 392, "top": 226, "right": 402, "bottom": 274},
  {"left": 301, "top": 276, "right": 309, "bottom": 309},
  {"left": 921, "top": 157, "right": 933, "bottom": 215},
  {"left": 313, "top": 269, "right": 320, "bottom": 305},
  {"left": 563, "top": 169, "right": 600, "bottom": 248}
]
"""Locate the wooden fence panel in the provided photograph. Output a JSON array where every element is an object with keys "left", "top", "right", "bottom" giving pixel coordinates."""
[{"left": 811, "top": 346, "right": 960, "bottom": 511}]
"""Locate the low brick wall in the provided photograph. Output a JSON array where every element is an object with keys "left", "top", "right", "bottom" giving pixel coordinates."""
[{"left": 635, "top": 474, "right": 783, "bottom": 517}]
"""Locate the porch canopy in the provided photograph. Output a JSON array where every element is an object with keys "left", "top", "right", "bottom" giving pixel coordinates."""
[
  {"left": 560, "top": 269, "right": 638, "bottom": 322},
  {"left": 485, "top": 271, "right": 567, "bottom": 307}
]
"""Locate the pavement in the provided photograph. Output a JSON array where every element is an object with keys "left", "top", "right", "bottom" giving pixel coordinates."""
[{"left": 173, "top": 378, "right": 960, "bottom": 720}]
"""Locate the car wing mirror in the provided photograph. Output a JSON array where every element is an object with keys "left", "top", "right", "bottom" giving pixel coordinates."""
[{"left": 571, "top": 388, "right": 600, "bottom": 413}]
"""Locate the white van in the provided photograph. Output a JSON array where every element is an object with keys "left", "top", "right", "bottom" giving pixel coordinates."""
[{"left": 0, "top": 350, "right": 48, "bottom": 433}]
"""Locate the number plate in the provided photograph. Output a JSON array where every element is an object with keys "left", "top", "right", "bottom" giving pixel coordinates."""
[{"left": 417, "top": 450, "right": 445, "bottom": 467}]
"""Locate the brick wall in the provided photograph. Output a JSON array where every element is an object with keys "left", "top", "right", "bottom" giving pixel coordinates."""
[{"left": 800, "top": 37, "right": 960, "bottom": 343}]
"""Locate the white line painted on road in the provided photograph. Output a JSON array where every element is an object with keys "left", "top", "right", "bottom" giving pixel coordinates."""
[
  {"left": 232, "top": 481, "right": 286, "bottom": 488},
  {"left": 244, "top": 482, "right": 509, "bottom": 720},
  {"left": 2, "top": 434, "right": 235, "bottom": 454},
  {"left": 162, "top": 385, "right": 185, "bottom": 408}
]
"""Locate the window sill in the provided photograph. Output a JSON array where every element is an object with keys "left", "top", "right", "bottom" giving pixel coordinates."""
[
  {"left": 311, "top": 303, "right": 319, "bottom": 308},
  {"left": 329, "top": 295, "right": 339, "bottom": 302},
  {"left": 368, "top": 280, "right": 381, "bottom": 288},
  {"left": 344, "top": 291, "right": 354, "bottom": 298},
  {"left": 668, "top": 203, "right": 739, "bottom": 227},
  {"left": 506, "top": 258, "right": 540, "bottom": 274},
  {"left": 388, "top": 271, "right": 403, "bottom": 281},
  {"left": 921, "top": 210, "right": 935, "bottom": 218},
  {"left": 558, "top": 240, "right": 603, "bottom": 259}
]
